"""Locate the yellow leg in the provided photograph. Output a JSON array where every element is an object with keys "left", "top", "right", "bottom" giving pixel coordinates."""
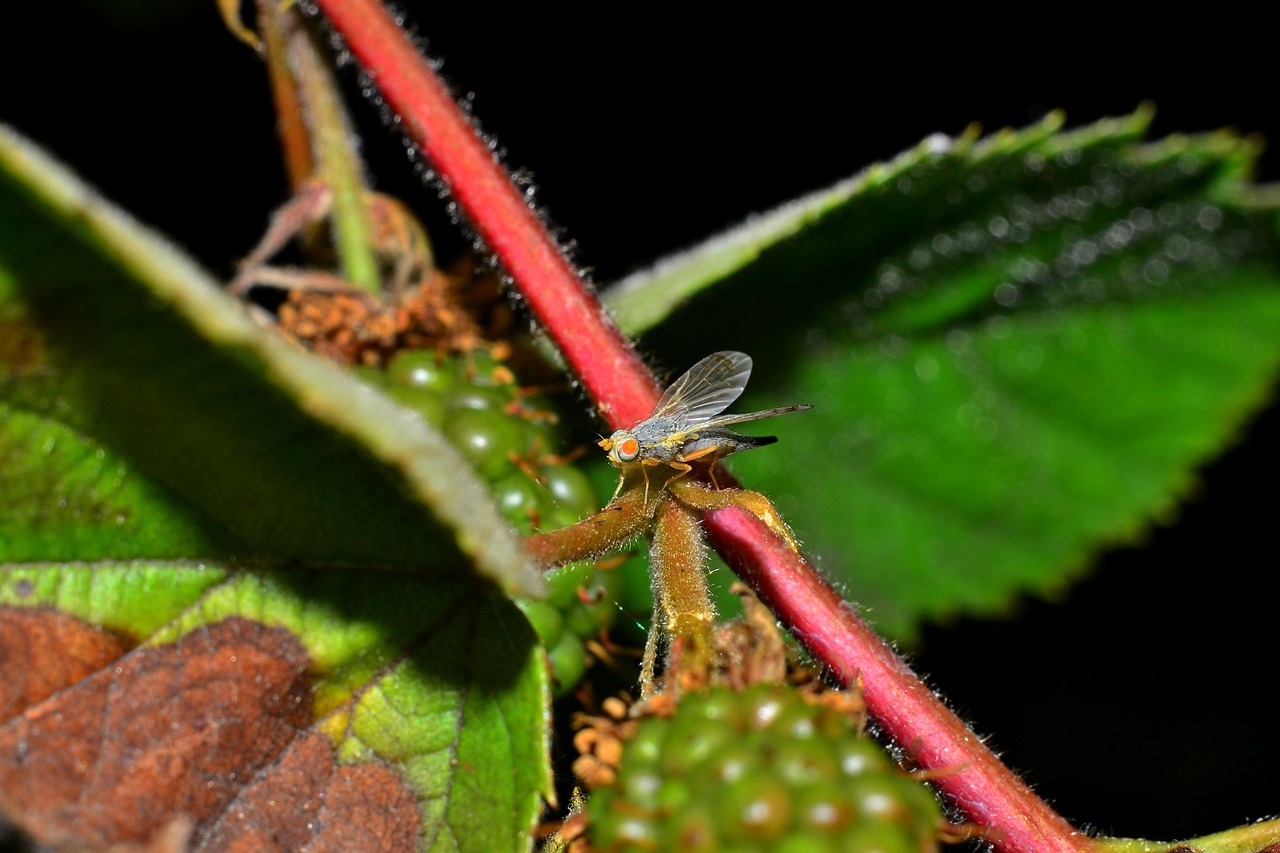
[
  {"left": 707, "top": 448, "right": 722, "bottom": 489},
  {"left": 673, "top": 445, "right": 722, "bottom": 489},
  {"left": 640, "top": 458, "right": 661, "bottom": 511},
  {"left": 661, "top": 460, "right": 693, "bottom": 492}
]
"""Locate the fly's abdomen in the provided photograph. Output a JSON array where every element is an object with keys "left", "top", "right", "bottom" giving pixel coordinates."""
[{"left": 683, "top": 429, "right": 777, "bottom": 460}]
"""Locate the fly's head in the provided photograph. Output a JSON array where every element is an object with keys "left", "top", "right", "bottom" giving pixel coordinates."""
[{"left": 598, "top": 430, "right": 641, "bottom": 468}]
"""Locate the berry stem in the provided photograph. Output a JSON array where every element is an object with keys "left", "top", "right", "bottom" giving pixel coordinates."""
[
  {"left": 312, "top": 4, "right": 1094, "bottom": 851},
  {"left": 523, "top": 485, "right": 654, "bottom": 568}
]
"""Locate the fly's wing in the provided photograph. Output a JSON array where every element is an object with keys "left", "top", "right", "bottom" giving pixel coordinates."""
[
  {"left": 650, "top": 351, "right": 753, "bottom": 425},
  {"left": 697, "top": 404, "right": 814, "bottom": 430}
]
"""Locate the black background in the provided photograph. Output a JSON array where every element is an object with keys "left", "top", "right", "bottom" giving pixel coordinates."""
[{"left": 2, "top": 1, "right": 1277, "bottom": 844}]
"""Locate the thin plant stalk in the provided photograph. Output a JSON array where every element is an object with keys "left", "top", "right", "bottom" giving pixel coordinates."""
[
  {"left": 255, "top": 0, "right": 312, "bottom": 192},
  {"left": 283, "top": 11, "right": 380, "bottom": 293}
]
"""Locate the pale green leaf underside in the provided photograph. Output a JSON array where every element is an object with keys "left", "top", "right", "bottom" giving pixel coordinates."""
[{"left": 608, "top": 110, "right": 1280, "bottom": 638}]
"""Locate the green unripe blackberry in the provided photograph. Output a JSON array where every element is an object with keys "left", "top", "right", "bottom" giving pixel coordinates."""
[
  {"left": 444, "top": 408, "right": 522, "bottom": 479},
  {"left": 545, "top": 630, "right": 588, "bottom": 697},
  {"left": 461, "top": 349, "right": 513, "bottom": 387},
  {"left": 350, "top": 364, "right": 388, "bottom": 387},
  {"left": 586, "top": 685, "right": 944, "bottom": 852},
  {"left": 515, "top": 595, "right": 581, "bottom": 697},
  {"left": 518, "top": 600, "right": 565, "bottom": 649},
  {"left": 385, "top": 350, "right": 457, "bottom": 393},
  {"left": 491, "top": 471, "right": 543, "bottom": 529},
  {"left": 540, "top": 464, "right": 596, "bottom": 519},
  {"left": 520, "top": 560, "right": 623, "bottom": 698},
  {"left": 445, "top": 384, "right": 510, "bottom": 412},
  {"left": 374, "top": 349, "right": 617, "bottom": 696},
  {"left": 544, "top": 561, "right": 621, "bottom": 637}
]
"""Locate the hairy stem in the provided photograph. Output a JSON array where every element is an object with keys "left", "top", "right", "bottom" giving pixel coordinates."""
[
  {"left": 1097, "top": 819, "right": 1280, "bottom": 852},
  {"left": 312, "top": 4, "right": 1094, "bottom": 851},
  {"left": 523, "top": 485, "right": 653, "bottom": 569},
  {"left": 647, "top": 496, "right": 715, "bottom": 697}
]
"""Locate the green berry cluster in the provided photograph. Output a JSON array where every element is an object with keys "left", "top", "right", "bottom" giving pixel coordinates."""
[
  {"left": 519, "top": 560, "right": 623, "bottom": 696},
  {"left": 360, "top": 348, "right": 618, "bottom": 696},
  {"left": 588, "top": 685, "right": 944, "bottom": 853}
]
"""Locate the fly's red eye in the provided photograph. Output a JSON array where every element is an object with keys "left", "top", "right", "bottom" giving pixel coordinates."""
[{"left": 617, "top": 437, "right": 640, "bottom": 462}]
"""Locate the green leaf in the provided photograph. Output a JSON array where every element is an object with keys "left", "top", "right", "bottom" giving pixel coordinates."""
[
  {"left": 0, "top": 125, "right": 540, "bottom": 598},
  {"left": 607, "top": 111, "right": 1280, "bottom": 639},
  {"left": 0, "top": 402, "right": 236, "bottom": 561}
]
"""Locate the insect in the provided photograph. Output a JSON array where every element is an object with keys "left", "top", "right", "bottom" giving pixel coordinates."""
[{"left": 598, "top": 351, "right": 812, "bottom": 504}]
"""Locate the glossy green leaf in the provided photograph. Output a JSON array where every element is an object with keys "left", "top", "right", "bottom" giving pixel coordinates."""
[
  {"left": 607, "top": 111, "right": 1280, "bottom": 638},
  {"left": 0, "top": 126, "right": 540, "bottom": 598}
]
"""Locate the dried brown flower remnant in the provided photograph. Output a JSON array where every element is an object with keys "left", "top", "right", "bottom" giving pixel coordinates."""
[{"left": 271, "top": 261, "right": 510, "bottom": 367}]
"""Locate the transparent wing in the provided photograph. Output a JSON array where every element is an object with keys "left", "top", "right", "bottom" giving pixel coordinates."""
[
  {"left": 697, "top": 404, "right": 813, "bottom": 430},
  {"left": 651, "top": 351, "right": 753, "bottom": 424}
]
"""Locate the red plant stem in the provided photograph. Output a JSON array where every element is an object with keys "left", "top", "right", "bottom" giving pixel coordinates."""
[
  {"left": 706, "top": 506, "right": 1094, "bottom": 853},
  {"left": 311, "top": 0, "right": 659, "bottom": 427},
  {"left": 313, "top": 4, "right": 1092, "bottom": 851}
]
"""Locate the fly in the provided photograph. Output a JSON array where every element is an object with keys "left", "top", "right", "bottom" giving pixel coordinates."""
[{"left": 598, "top": 351, "right": 812, "bottom": 504}]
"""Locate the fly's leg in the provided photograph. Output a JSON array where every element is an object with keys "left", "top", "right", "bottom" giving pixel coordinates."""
[
  {"left": 707, "top": 448, "right": 722, "bottom": 489},
  {"left": 661, "top": 460, "right": 693, "bottom": 492},
  {"left": 640, "top": 458, "right": 661, "bottom": 512},
  {"left": 608, "top": 470, "right": 626, "bottom": 504},
  {"left": 671, "top": 445, "right": 723, "bottom": 489},
  {"left": 606, "top": 459, "right": 657, "bottom": 508}
]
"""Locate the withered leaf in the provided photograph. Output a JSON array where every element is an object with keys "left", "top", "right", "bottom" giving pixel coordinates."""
[{"left": 0, "top": 618, "right": 311, "bottom": 847}]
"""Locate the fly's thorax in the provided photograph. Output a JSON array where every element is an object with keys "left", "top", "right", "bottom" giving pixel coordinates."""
[{"left": 632, "top": 416, "right": 685, "bottom": 463}]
